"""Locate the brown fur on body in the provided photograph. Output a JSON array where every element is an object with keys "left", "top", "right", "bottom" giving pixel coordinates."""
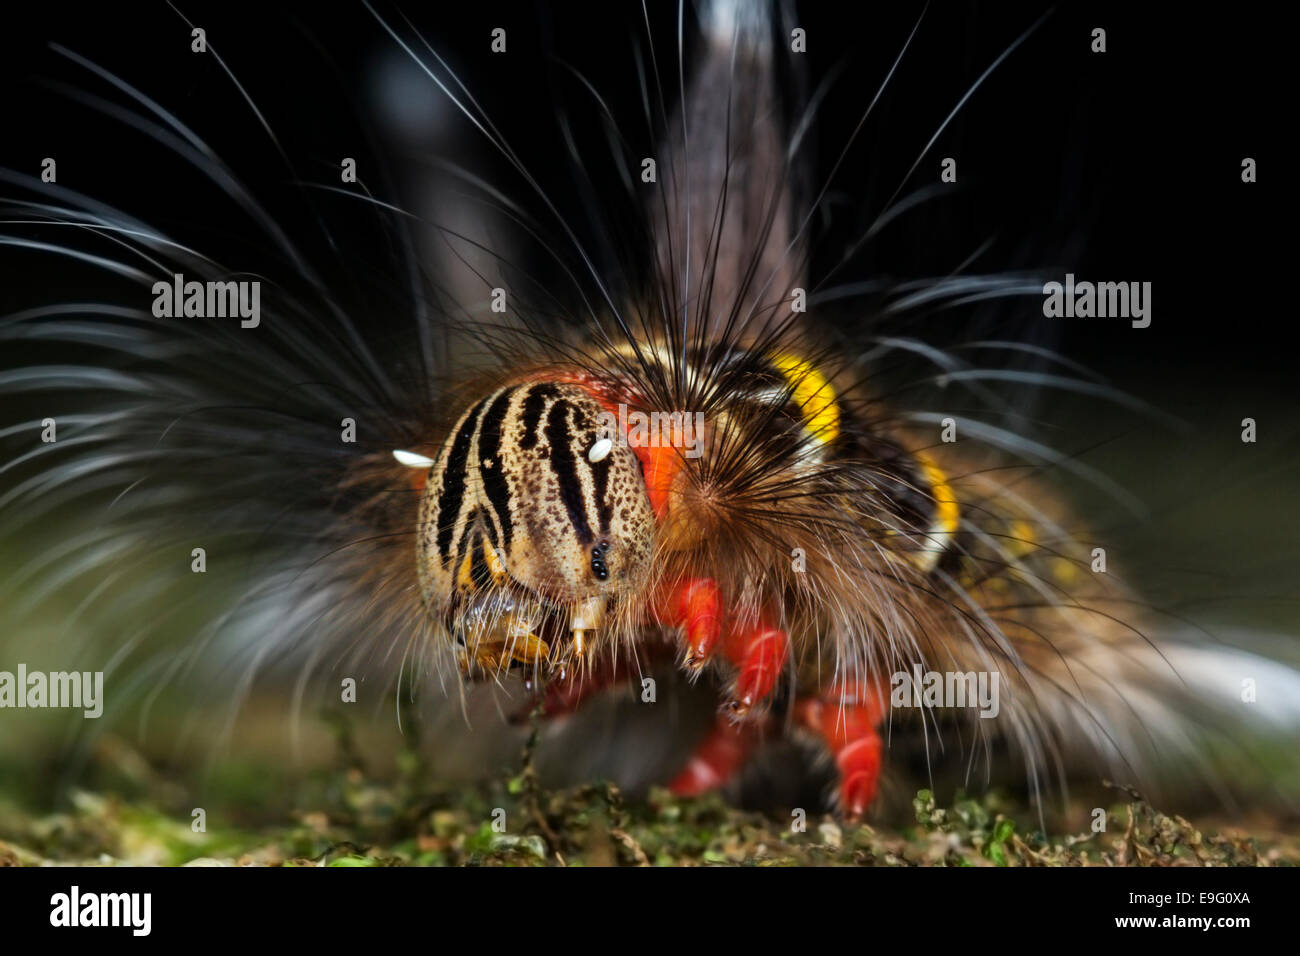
[{"left": 390, "top": 5, "right": 1245, "bottom": 807}]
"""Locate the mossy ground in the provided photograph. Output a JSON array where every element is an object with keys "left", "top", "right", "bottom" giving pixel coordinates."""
[
  {"left": 3, "top": 779, "right": 1296, "bottom": 867},
  {"left": 2, "top": 723, "right": 1296, "bottom": 867}
]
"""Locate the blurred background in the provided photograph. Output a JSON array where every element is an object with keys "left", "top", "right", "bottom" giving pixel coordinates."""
[{"left": 1, "top": 1, "right": 1295, "bottom": 842}]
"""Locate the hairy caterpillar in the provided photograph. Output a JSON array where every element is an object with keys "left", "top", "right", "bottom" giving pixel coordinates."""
[{"left": 2, "top": 1, "right": 1297, "bottom": 823}]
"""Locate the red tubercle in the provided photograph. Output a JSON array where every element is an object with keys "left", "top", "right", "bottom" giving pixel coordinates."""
[
  {"left": 723, "top": 626, "right": 789, "bottom": 716},
  {"left": 634, "top": 443, "right": 681, "bottom": 521},
  {"left": 667, "top": 715, "right": 766, "bottom": 797},
  {"left": 795, "top": 681, "right": 888, "bottom": 817},
  {"left": 655, "top": 576, "right": 792, "bottom": 715},
  {"left": 837, "top": 736, "right": 883, "bottom": 817},
  {"left": 676, "top": 578, "right": 723, "bottom": 667}
]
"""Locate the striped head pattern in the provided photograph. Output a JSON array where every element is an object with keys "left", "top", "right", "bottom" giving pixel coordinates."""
[{"left": 416, "top": 381, "right": 655, "bottom": 673}]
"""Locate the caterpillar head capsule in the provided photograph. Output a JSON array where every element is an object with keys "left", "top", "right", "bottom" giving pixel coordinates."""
[{"left": 415, "top": 381, "right": 656, "bottom": 674}]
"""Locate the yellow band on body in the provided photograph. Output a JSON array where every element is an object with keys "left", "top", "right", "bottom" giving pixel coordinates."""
[
  {"left": 771, "top": 352, "right": 840, "bottom": 445},
  {"left": 911, "top": 449, "right": 960, "bottom": 572}
]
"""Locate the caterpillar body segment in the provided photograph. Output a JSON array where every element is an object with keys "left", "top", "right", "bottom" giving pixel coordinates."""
[{"left": 414, "top": 334, "right": 1139, "bottom": 814}]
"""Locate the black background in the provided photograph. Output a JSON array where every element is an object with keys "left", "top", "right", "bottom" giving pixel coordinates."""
[{"left": 0, "top": 1, "right": 1284, "bottom": 376}]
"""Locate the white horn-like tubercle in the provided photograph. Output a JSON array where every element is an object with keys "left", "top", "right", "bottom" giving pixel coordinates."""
[
  {"left": 588, "top": 437, "right": 613, "bottom": 463},
  {"left": 393, "top": 449, "right": 436, "bottom": 468}
]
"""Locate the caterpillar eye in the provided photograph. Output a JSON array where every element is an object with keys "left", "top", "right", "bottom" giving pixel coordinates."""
[
  {"left": 418, "top": 381, "right": 656, "bottom": 668},
  {"left": 590, "top": 539, "right": 611, "bottom": 580}
]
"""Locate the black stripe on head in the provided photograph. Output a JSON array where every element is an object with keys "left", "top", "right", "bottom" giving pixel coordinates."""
[
  {"left": 545, "top": 399, "right": 594, "bottom": 545},
  {"left": 452, "top": 508, "right": 479, "bottom": 587},
  {"left": 469, "top": 533, "right": 492, "bottom": 590},
  {"left": 436, "top": 397, "right": 488, "bottom": 565},
  {"left": 590, "top": 448, "right": 612, "bottom": 535},
  {"left": 477, "top": 386, "right": 518, "bottom": 551},
  {"left": 517, "top": 383, "right": 558, "bottom": 450}
]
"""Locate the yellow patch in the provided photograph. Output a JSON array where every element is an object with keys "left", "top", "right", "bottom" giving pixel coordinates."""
[
  {"left": 456, "top": 549, "right": 475, "bottom": 592},
  {"left": 914, "top": 451, "right": 960, "bottom": 536},
  {"left": 1008, "top": 519, "right": 1037, "bottom": 558},
  {"left": 457, "top": 538, "right": 508, "bottom": 592},
  {"left": 1051, "top": 556, "right": 1081, "bottom": 585},
  {"left": 909, "top": 450, "right": 960, "bottom": 572},
  {"left": 771, "top": 352, "right": 840, "bottom": 444},
  {"left": 482, "top": 539, "right": 508, "bottom": 584}
]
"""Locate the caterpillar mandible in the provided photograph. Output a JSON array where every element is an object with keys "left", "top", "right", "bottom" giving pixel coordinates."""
[{"left": 2, "top": 0, "right": 1297, "bottom": 827}]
